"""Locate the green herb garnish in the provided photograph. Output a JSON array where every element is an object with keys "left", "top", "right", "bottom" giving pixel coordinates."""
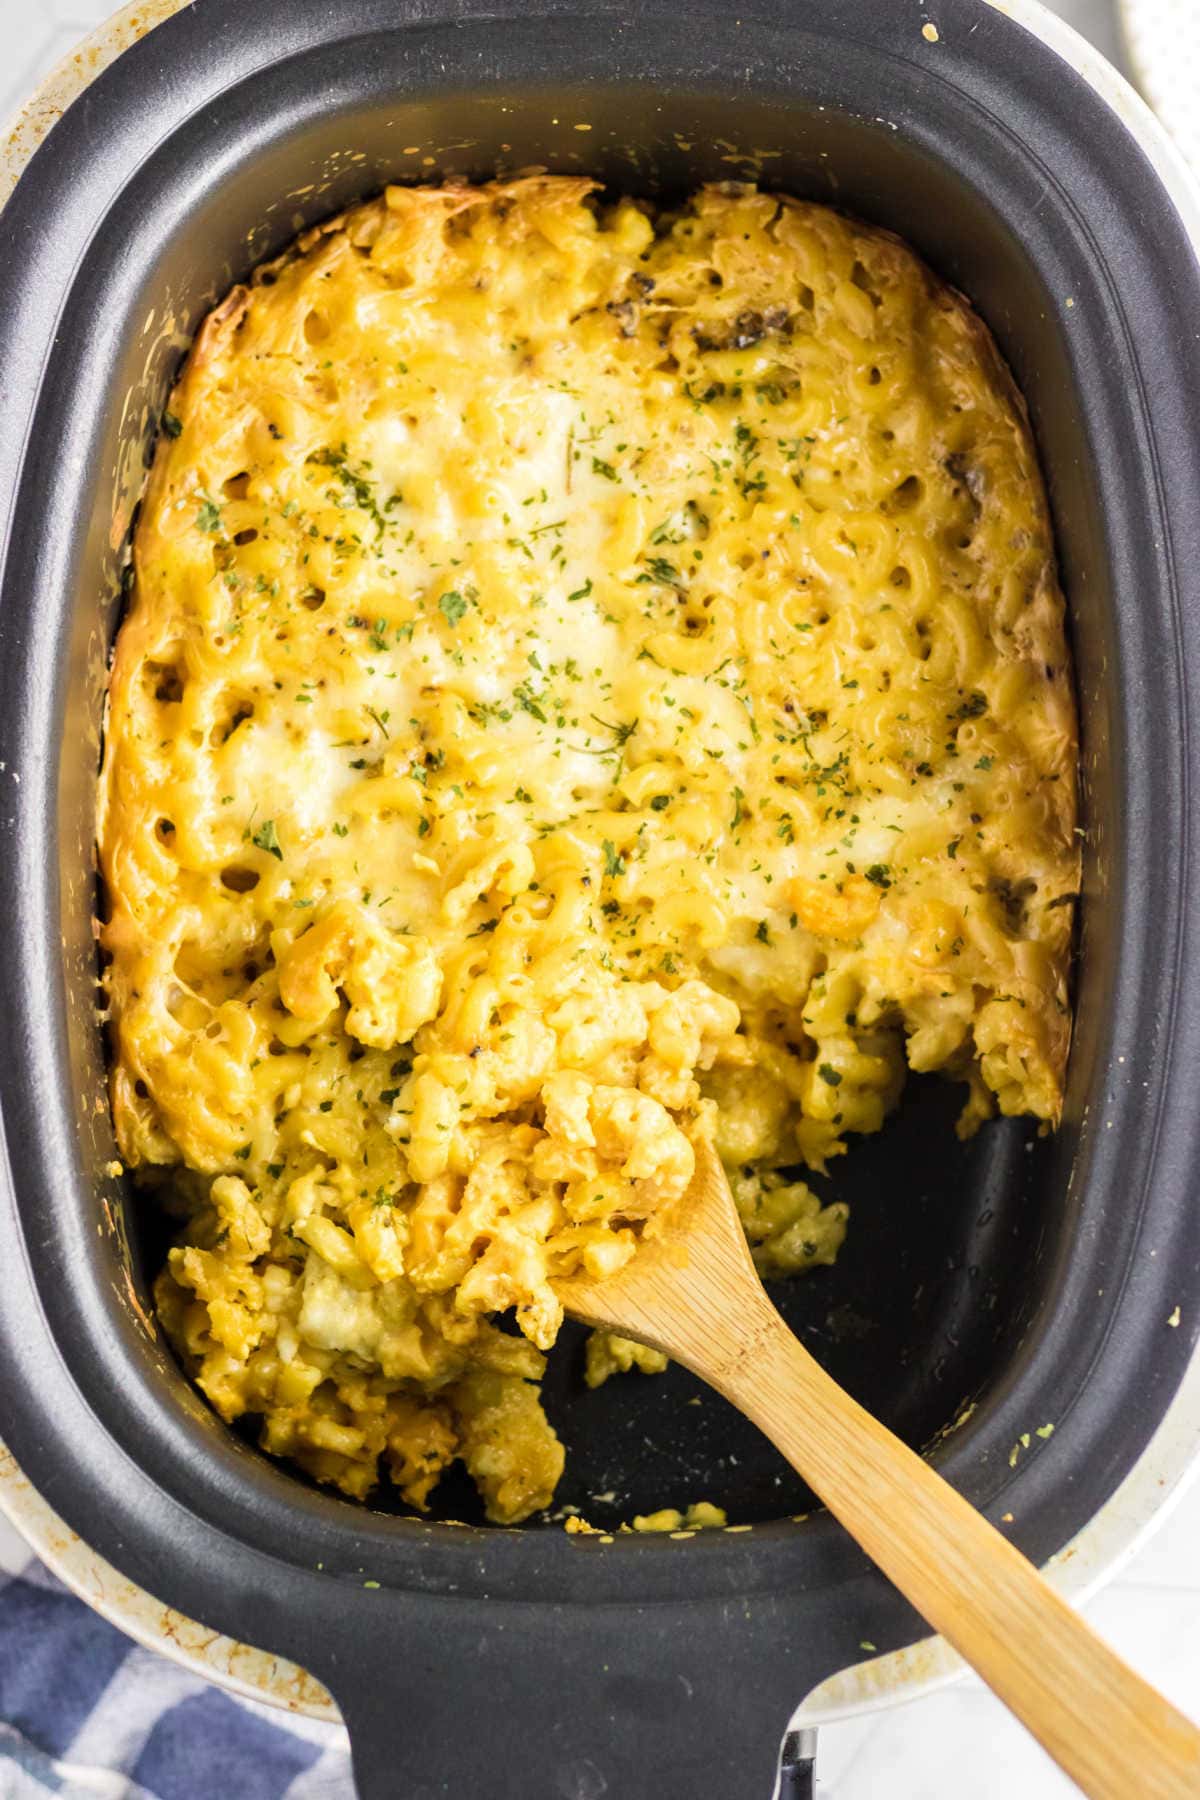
[
  {"left": 306, "top": 445, "right": 387, "bottom": 539},
  {"left": 252, "top": 819, "right": 283, "bottom": 860}
]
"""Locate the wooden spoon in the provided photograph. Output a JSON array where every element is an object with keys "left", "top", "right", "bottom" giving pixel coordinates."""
[{"left": 556, "top": 1136, "right": 1200, "bottom": 1800}]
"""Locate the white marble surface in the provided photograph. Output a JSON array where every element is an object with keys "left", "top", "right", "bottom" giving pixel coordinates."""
[
  {"left": 0, "top": 0, "right": 113, "bottom": 128},
  {"left": 3, "top": 1, "right": 1199, "bottom": 1796}
]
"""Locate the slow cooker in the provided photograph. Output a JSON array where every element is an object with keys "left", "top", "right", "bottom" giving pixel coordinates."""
[{"left": 2, "top": 2, "right": 1200, "bottom": 1794}]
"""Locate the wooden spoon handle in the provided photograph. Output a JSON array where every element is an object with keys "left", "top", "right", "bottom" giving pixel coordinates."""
[{"left": 718, "top": 1297, "right": 1200, "bottom": 1800}]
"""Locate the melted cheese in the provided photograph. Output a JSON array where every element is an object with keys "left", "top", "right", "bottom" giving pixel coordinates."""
[{"left": 98, "top": 179, "right": 1078, "bottom": 1523}]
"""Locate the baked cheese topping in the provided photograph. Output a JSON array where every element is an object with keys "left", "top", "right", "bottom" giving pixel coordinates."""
[{"left": 98, "top": 179, "right": 1078, "bottom": 1523}]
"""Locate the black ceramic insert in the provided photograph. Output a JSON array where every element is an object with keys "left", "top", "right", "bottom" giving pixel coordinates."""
[{"left": 1, "top": 2, "right": 1199, "bottom": 1795}]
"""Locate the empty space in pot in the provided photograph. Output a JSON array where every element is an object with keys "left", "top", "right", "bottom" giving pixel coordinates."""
[{"left": 57, "top": 68, "right": 1106, "bottom": 1532}]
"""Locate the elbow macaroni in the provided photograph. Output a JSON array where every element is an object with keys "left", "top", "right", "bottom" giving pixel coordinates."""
[{"left": 98, "top": 179, "right": 1077, "bottom": 1523}]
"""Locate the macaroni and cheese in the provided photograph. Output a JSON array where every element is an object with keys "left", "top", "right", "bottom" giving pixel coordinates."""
[{"left": 98, "top": 179, "right": 1078, "bottom": 1523}]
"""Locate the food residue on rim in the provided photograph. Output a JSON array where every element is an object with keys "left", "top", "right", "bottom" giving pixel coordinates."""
[
  {"left": 565, "top": 1502, "right": 728, "bottom": 1535},
  {"left": 1009, "top": 1423, "right": 1055, "bottom": 1468}
]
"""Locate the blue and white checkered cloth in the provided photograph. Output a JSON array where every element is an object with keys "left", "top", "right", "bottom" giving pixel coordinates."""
[{"left": 0, "top": 1515, "right": 354, "bottom": 1799}]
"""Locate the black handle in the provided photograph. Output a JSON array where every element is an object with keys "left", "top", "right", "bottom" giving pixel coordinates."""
[
  {"left": 778, "top": 1729, "right": 818, "bottom": 1800},
  {"left": 311, "top": 1589, "right": 835, "bottom": 1800}
]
